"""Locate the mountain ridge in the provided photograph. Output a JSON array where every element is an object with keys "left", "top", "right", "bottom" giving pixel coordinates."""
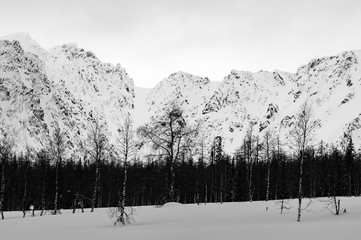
[
  {"left": 1, "top": 33, "right": 361, "bottom": 154},
  {"left": 0, "top": 34, "right": 134, "bottom": 154},
  {"left": 145, "top": 50, "right": 361, "bottom": 152}
]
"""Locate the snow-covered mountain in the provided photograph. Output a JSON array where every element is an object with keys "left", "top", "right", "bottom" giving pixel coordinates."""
[
  {"left": 145, "top": 71, "right": 217, "bottom": 124},
  {"left": 2, "top": 33, "right": 361, "bottom": 154},
  {"left": 144, "top": 51, "right": 361, "bottom": 152},
  {"left": 0, "top": 32, "right": 48, "bottom": 61},
  {"left": 0, "top": 33, "right": 134, "bottom": 154}
]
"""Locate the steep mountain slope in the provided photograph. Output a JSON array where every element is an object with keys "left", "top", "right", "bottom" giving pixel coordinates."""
[
  {"left": 279, "top": 50, "right": 361, "bottom": 147},
  {"left": 0, "top": 34, "right": 134, "bottom": 153},
  {"left": 0, "top": 40, "right": 51, "bottom": 152},
  {"left": 146, "top": 71, "right": 216, "bottom": 124},
  {"left": 45, "top": 43, "right": 134, "bottom": 147},
  {"left": 2, "top": 33, "right": 361, "bottom": 155},
  {"left": 0, "top": 33, "right": 48, "bottom": 61},
  {"left": 144, "top": 51, "right": 361, "bottom": 152},
  {"left": 201, "top": 70, "right": 294, "bottom": 151}
]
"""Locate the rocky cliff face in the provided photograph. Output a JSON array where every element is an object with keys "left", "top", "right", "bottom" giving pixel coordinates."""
[
  {"left": 146, "top": 71, "right": 215, "bottom": 123},
  {"left": 2, "top": 33, "right": 361, "bottom": 154},
  {"left": 0, "top": 34, "right": 134, "bottom": 154},
  {"left": 144, "top": 51, "right": 361, "bottom": 152}
]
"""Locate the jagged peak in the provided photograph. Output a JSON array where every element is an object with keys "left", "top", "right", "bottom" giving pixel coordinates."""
[
  {"left": 49, "top": 43, "right": 79, "bottom": 54},
  {"left": 223, "top": 69, "right": 294, "bottom": 88},
  {"left": 48, "top": 43, "right": 100, "bottom": 62},
  {"left": 159, "top": 71, "right": 210, "bottom": 86},
  {"left": 296, "top": 50, "right": 360, "bottom": 75},
  {"left": 114, "top": 63, "right": 128, "bottom": 74},
  {"left": 0, "top": 39, "right": 24, "bottom": 54},
  {"left": 60, "top": 42, "right": 78, "bottom": 49},
  {"left": 229, "top": 69, "right": 283, "bottom": 76},
  {"left": 168, "top": 71, "right": 198, "bottom": 79},
  {"left": 0, "top": 32, "right": 48, "bottom": 60}
]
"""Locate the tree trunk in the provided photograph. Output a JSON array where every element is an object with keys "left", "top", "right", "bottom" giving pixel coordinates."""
[
  {"left": 195, "top": 181, "right": 200, "bottom": 205},
  {"left": 348, "top": 174, "right": 352, "bottom": 197},
  {"left": 119, "top": 162, "right": 127, "bottom": 222},
  {"left": 53, "top": 160, "right": 59, "bottom": 214},
  {"left": 205, "top": 182, "right": 207, "bottom": 205},
  {"left": 280, "top": 199, "right": 284, "bottom": 214},
  {"left": 98, "top": 182, "right": 102, "bottom": 208},
  {"left": 91, "top": 160, "right": 100, "bottom": 212},
  {"left": 248, "top": 163, "right": 253, "bottom": 202},
  {"left": 334, "top": 197, "right": 340, "bottom": 215},
  {"left": 40, "top": 162, "right": 47, "bottom": 216},
  {"left": 0, "top": 161, "right": 5, "bottom": 220},
  {"left": 22, "top": 161, "right": 29, "bottom": 218},
  {"left": 297, "top": 153, "right": 304, "bottom": 222},
  {"left": 169, "top": 160, "right": 175, "bottom": 202},
  {"left": 72, "top": 196, "right": 77, "bottom": 214},
  {"left": 266, "top": 160, "right": 271, "bottom": 201},
  {"left": 220, "top": 173, "right": 223, "bottom": 204}
]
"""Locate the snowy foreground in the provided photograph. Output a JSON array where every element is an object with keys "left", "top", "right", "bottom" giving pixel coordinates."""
[{"left": 1, "top": 197, "right": 360, "bottom": 240}]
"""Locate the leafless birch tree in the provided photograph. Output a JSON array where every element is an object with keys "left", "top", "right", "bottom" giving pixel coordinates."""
[
  {"left": 21, "top": 148, "right": 32, "bottom": 218},
  {"left": 48, "top": 126, "right": 67, "bottom": 214},
  {"left": 289, "top": 101, "right": 317, "bottom": 222},
  {"left": 243, "top": 123, "right": 256, "bottom": 202},
  {"left": 86, "top": 119, "right": 109, "bottom": 212},
  {"left": 38, "top": 150, "right": 49, "bottom": 216},
  {"left": 263, "top": 130, "right": 274, "bottom": 202},
  {"left": 114, "top": 115, "right": 136, "bottom": 225},
  {"left": 137, "top": 104, "right": 198, "bottom": 202}
]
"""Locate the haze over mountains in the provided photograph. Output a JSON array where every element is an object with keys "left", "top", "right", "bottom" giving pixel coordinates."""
[{"left": 1, "top": 33, "right": 361, "bottom": 154}]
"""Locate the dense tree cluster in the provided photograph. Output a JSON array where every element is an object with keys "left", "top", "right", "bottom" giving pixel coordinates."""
[{"left": 0, "top": 131, "right": 360, "bottom": 215}]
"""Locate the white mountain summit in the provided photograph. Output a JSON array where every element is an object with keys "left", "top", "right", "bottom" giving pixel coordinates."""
[
  {"left": 1, "top": 33, "right": 361, "bottom": 154},
  {"left": 0, "top": 33, "right": 134, "bottom": 154},
  {"left": 144, "top": 53, "right": 361, "bottom": 152}
]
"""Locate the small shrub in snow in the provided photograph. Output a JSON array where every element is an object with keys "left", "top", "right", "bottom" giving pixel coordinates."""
[
  {"left": 108, "top": 206, "right": 136, "bottom": 226},
  {"left": 274, "top": 199, "right": 293, "bottom": 214},
  {"left": 319, "top": 197, "right": 341, "bottom": 215}
]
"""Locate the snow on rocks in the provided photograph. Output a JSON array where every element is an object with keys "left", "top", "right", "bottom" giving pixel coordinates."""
[
  {"left": 2, "top": 32, "right": 361, "bottom": 154},
  {"left": 144, "top": 50, "right": 361, "bottom": 152},
  {"left": 0, "top": 34, "right": 134, "bottom": 154}
]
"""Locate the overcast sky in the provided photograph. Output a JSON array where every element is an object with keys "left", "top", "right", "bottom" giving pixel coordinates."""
[{"left": 1, "top": 0, "right": 361, "bottom": 87}]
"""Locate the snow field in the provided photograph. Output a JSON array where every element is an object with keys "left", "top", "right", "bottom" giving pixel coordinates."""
[{"left": 1, "top": 197, "right": 360, "bottom": 240}]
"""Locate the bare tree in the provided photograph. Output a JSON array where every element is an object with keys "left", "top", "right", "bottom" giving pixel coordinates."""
[
  {"left": 243, "top": 123, "right": 256, "bottom": 202},
  {"left": 196, "top": 130, "right": 207, "bottom": 205},
  {"left": 0, "top": 134, "right": 13, "bottom": 220},
  {"left": 210, "top": 136, "right": 222, "bottom": 203},
  {"left": 289, "top": 101, "right": 317, "bottom": 222},
  {"left": 48, "top": 125, "right": 67, "bottom": 215},
  {"left": 137, "top": 104, "right": 198, "bottom": 202},
  {"left": 86, "top": 119, "right": 109, "bottom": 212},
  {"left": 113, "top": 115, "right": 136, "bottom": 225},
  {"left": 274, "top": 199, "right": 293, "bottom": 214},
  {"left": 319, "top": 197, "right": 341, "bottom": 215},
  {"left": 263, "top": 130, "right": 274, "bottom": 202},
  {"left": 273, "top": 133, "right": 282, "bottom": 200},
  {"left": 37, "top": 150, "right": 49, "bottom": 216},
  {"left": 21, "top": 148, "right": 32, "bottom": 218}
]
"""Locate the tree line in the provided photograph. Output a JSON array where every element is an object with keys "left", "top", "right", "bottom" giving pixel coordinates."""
[{"left": 0, "top": 102, "right": 360, "bottom": 222}]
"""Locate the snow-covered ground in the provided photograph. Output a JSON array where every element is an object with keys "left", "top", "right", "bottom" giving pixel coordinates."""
[{"left": 1, "top": 197, "right": 360, "bottom": 240}]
